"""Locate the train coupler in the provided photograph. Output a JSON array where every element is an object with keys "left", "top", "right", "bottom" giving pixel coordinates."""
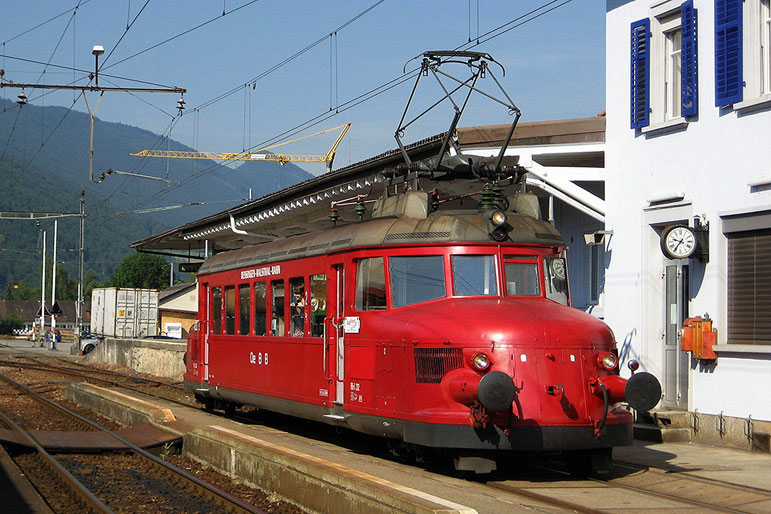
[{"left": 469, "top": 401, "right": 489, "bottom": 429}]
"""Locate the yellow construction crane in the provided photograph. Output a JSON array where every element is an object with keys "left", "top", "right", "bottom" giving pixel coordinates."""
[{"left": 131, "top": 123, "right": 351, "bottom": 172}]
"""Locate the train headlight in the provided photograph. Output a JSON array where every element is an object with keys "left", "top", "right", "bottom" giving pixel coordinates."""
[
  {"left": 598, "top": 352, "right": 618, "bottom": 371},
  {"left": 471, "top": 353, "right": 491, "bottom": 371},
  {"left": 487, "top": 210, "right": 509, "bottom": 241},
  {"left": 490, "top": 210, "right": 507, "bottom": 226}
]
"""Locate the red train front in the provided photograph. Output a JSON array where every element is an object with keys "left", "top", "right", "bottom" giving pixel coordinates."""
[{"left": 183, "top": 190, "right": 661, "bottom": 474}]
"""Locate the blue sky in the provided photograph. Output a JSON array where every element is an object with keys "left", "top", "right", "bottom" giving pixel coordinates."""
[{"left": 1, "top": 0, "right": 605, "bottom": 175}]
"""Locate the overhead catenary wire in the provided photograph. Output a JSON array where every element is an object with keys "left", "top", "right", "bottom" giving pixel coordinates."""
[
  {"left": 98, "top": 0, "right": 152, "bottom": 70},
  {"left": 92, "top": 0, "right": 573, "bottom": 226},
  {"left": 193, "top": 0, "right": 385, "bottom": 112},
  {"left": 100, "top": 0, "right": 262, "bottom": 71},
  {"left": 1, "top": 0, "right": 93, "bottom": 46},
  {"left": 0, "top": 53, "right": 184, "bottom": 91}
]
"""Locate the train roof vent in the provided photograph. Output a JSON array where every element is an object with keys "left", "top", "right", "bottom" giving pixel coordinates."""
[
  {"left": 372, "top": 191, "right": 429, "bottom": 219},
  {"left": 508, "top": 192, "right": 541, "bottom": 220}
]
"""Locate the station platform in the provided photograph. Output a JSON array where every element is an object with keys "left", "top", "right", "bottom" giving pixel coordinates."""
[{"left": 2, "top": 338, "right": 771, "bottom": 513}]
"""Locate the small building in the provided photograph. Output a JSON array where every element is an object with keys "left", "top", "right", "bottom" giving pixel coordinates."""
[
  {"left": 158, "top": 282, "right": 198, "bottom": 339},
  {"left": 0, "top": 300, "right": 90, "bottom": 340}
]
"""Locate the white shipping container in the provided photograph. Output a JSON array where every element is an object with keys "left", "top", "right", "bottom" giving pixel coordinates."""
[{"left": 90, "top": 287, "right": 158, "bottom": 338}]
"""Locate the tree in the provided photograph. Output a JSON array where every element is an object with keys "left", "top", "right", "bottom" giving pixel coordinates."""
[
  {"left": 5, "top": 280, "right": 39, "bottom": 300},
  {"left": 55, "top": 265, "right": 79, "bottom": 300},
  {"left": 110, "top": 252, "right": 169, "bottom": 289},
  {"left": 84, "top": 270, "right": 102, "bottom": 299},
  {"left": 0, "top": 314, "right": 24, "bottom": 335}
]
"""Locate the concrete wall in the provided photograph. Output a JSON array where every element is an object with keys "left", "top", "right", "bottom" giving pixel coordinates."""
[
  {"left": 605, "top": 0, "right": 771, "bottom": 420},
  {"left": 85, "top": 337, "right": 186, "bottom": 380}
]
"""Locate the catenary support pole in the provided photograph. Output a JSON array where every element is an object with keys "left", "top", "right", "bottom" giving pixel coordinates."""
[
  {"left": 40, "top": 230, "right": 46, "bottom": 347},
  {"left": 50, "top": 219, "right": 57, "bottom": 350},
  {"left": 75, "top": 191, "right": 85, "bottom": 349}
]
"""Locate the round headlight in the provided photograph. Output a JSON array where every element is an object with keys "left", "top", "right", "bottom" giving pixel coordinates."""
[
  {"left": 490, "top": 210, "right": 507, "bottom": 226},
  {"left": 598, "top": 352, "right": 618, "bottom": 370},
  {"left": 471, "top": 353, "right": 491, "bottom": 371}
]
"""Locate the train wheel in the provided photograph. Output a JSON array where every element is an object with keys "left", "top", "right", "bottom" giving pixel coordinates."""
[
  {"left": 565, "top": 454, "right": 592, "bottom": 479},
  {"left": 203, "top": 399, "right": 214, "bottom": 413},
  {"left": 224, "top": 404, "right": 236, "bottom": 418},
  {"left": 387, "top": 441, "right": 414, "bottom": 463},
  {"left": 564, "top": 448, "right": 612, "bottom": 478}
]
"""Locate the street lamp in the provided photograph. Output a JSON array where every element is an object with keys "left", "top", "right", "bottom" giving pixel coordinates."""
[{"left": 92, "top": 45, "right": 104, "bottom": 87}]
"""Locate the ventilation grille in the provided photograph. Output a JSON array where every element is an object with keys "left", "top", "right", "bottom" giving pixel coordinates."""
[
  {"left": 386, "top": 231, "right": 450, "bottom": 240},
  {"left": 414, "top": 348, "right": 464, "bottom": 383}
]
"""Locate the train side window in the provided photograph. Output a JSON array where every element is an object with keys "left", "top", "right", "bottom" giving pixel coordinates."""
[
  {"left": 212, "top": 287, "right": 222, "bottom": 334},
  {"left": 254, "top": 282, "right": 267, "bottom": 336},
  {"left": 239, "top": 284, "right": 250, "bottom": 335},
  {"left": 225, "top": 286, "right": 235, "bottom": 335},
  {"left": 543, "top": 257, "right": 569, "bottom": 305},
  {"left": 310, "top": 274, "right": 327, "bottom": 337},
  {"left": 355, "top": 257, "right": 387, "bottom": 310},
  {"left": 272, "top": 280, "right": 285, "bottom": 337},
  {"left": 389, "top": 255, "right": 445, "bottom": 308},
  {"left": 289, "top": 277, "right": 305, "bottom": 337},
  {"left": 452, "top": 255, "right": 498, "bottom": 296},
  {"left": 504, "top": 261, "right": 540, "bottom": 296}
]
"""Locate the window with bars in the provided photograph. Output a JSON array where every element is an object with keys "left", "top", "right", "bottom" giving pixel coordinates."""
[{"left": 727, "top": 229, "right": 771, "bottom": 345}]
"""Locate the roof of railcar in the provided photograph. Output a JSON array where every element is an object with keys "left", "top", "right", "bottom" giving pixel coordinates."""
[{"left": 198, "top": 209, "right": 565, "bottom": 276}]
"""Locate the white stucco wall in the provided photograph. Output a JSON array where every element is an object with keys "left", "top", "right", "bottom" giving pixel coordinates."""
[{"left": 605, "top": 0, "right": 771, "bottom": 419}]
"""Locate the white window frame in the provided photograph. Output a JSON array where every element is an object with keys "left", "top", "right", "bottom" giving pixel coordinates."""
[
  {"left": 736, "top": 0, "right": 771, "bottom": 110},
  {"left": 643, "top": 0, "right": 688, "bottom": 133}
]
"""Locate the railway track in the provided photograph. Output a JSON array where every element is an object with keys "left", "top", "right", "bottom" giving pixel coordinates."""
[
  {"left": 0, "top": 355, "right": 197, "bottom": 410},
  {"left": 0, "top": 370, "right": 265, "bottom": 513},
  {"left": 479, "top": 458, "right": 771, "bottom": 513},
  {"left": 3, "top": 348, "right": 769, "bottom": 513}
]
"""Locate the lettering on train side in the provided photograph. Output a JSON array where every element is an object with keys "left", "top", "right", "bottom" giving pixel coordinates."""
[{"left": 241, "top": 265, "right": 281, "bottom": 280}]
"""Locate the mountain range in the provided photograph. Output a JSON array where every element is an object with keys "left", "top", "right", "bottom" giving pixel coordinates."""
[{"left": 0, "top": 98, "right": 313, "bottom": 293}]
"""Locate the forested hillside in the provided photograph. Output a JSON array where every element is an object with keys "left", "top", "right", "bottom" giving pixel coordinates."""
[{"left": 0, "top": 98, "right": 313, "bottom": 294}]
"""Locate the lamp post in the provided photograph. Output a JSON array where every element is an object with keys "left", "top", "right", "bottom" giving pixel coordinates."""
[{"left": 92, "top": 45, "right": 104, "bottom": 87}]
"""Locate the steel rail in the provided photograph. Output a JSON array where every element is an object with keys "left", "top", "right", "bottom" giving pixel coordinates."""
[
  {"left": 0, "top": 371, "right": 264, "bottom": 513},
  {"left": 522, "top": 461, "right": 744, "bottom": 513},
  {"left": 0, "top": 358, "right": 198, "bottom": 414},
  {"left": 0, "top": 381, "right": 113, "bottom": 513},
  {"left": 588, "top": 472, "right": 744, "bottom": 513},
  {"left": 483, "top": 480, "right": 605, "bottom": 513},
  {"left": 611, "top": 460, "right": 771, "bottom": 505},
  {"left": 24, "top": 356, "right": 185, "bottom": 390}
]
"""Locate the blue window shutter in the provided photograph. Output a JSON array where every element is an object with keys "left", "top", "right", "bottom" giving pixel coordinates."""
[
  {"left": 715, "top": 0, "right": 742, "bottom": 106},
  {"left": 631, "top": 18, "right": 651, "bottom": 129},
  {"left": 681, "top": 1, "right": 698, "bottom": 116}
]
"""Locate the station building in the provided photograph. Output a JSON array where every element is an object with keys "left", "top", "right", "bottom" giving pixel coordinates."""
[{"left": 603, "top": 0, "right": 771, "bottom": 445}]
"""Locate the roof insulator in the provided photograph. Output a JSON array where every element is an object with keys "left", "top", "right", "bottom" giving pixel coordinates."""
[{"left": 329, "top": 204, "right": 340, "bottom": 225}]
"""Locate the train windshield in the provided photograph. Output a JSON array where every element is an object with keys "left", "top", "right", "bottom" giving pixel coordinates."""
[
  {"left": 503, "top": 258, "right": 541, "bottom": 296},
  {"left": 543, "top": 257, "right": 569, "bottom": 305},
  {"left": 452, "top": 255, "right": 497, "bottom": 296},
  {"left": 389, "top": 255, "right": 445, "bottom": 307}
]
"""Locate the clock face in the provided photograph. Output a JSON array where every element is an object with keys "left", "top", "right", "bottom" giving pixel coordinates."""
[
  {"left": 550, "top": 258, "right": 566, "bottom": 279},
  {"left": 663, "top": 225, "right": 697, "bottom": 258}
]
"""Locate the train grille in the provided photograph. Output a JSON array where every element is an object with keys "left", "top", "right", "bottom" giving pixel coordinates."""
[{"left": 414, "top": 348, "right": 464, "bottom": 383}]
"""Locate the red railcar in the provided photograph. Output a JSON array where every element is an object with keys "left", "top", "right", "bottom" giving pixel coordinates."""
[{"left": 184, "top": 190, "right": 660, "bottom": 474}]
